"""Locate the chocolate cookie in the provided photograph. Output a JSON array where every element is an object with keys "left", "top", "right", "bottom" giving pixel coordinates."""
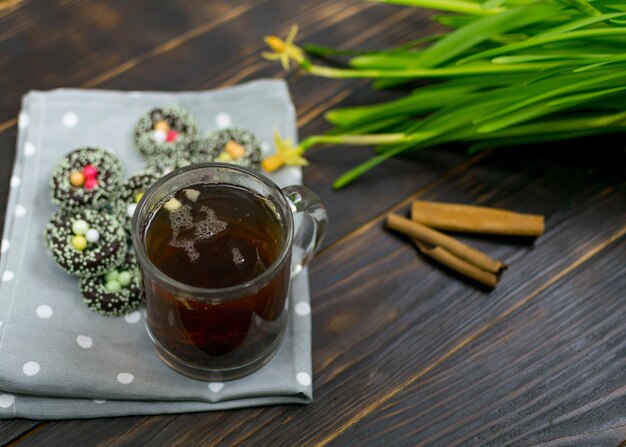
[
  {"left": 50, "top": 147, "right": 123, "bottom": 210},
  {"left": 79, "top": 252, "right": 143, "bottom": 317},
  {"left": 192, "top": 128, "right": 262, "bottom": 170},
  {"left": 120, "top": 171, "right": 159, "bottom": 231},
  {"left": 44, "top": 208, "right": 127, "bottom": 277},
  {"left": 144, "top": 154, "right": 194, "bottom": 178},
  {"left": 134, "top": 106, "right": 199, "bottom": 159},
  {"left": 103, "top": 199, "right": 127, "bottom": 225}
]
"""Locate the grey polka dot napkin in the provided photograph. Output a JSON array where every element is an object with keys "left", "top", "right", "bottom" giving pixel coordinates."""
[{"left": 0, "top": 80, "right": 313, "bottom": 419}]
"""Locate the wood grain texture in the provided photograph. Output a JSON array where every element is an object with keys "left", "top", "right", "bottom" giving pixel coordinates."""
[
  {"left": 332, "top": 237, "right": 626, "bottom": 446},
  {"left": 0, "top": 131, "right": 17, "bottom": 211},
  {"left": 0, "top": 0, "right": 253, "bottom": 123},
  {"left": 0, "top": 419, "right": 39, "bottom": 445},
  {"left": 2, "top": 0, "right": 626, "bottom": 446}
]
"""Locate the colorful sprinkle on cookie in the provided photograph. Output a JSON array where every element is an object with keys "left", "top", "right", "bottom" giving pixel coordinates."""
[
  {"left": 49, "top": 147, "right": 122, "bottom": 210},
  {"left": 144, "top": 153, "right": 193, "bottom": 177},
  {"left": 79, "top": 253, "right": 143, "bottom": 317},
  {"left": 120, "top": 171, "right": 160, "bottom": 232},
  {"left": 44, "top": 208, "right": 127, "bottom": 277},
  {"left": 192, "top": 128, "right": 262, "bottom": 170},
  {"left": 134, "top": 106, "right": 198, "bottom": 159}
]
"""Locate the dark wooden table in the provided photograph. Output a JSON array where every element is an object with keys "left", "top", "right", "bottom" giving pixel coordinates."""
[{"left": 2, "top": 1, "right": 625, "bottom": 446}]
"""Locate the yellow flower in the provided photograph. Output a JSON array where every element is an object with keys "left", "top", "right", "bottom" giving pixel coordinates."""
[
  {"left": 262, "top": 25, "right": 305, "bottom": 70},
  {"left": 262, "top": 129, "right": 309, "bottom": 173}
]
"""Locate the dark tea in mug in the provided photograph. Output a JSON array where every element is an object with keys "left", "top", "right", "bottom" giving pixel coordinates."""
[
  {"left": 132, "top": 163, "right": 327, "bottom": 381},
  {"left": 141, "top": 183, "right": 290, "bottom": 376}
]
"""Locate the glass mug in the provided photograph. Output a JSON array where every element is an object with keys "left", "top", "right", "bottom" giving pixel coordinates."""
[{"left": 131, "top": 163, "right": 327, "bottom": 381}]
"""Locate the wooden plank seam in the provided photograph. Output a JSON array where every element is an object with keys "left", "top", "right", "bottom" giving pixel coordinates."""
[{"left": 312, "top": 225, "right": 626, "bottom": 446}]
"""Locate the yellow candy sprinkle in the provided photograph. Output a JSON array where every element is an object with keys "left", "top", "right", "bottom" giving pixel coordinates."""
[
  {"left": 72, "top": 235, "right": 88, "bottom": 251},
  {"left": 154, "top": 120, "right": 170, "bottom": 133},
  {"left": 69, "top": 171, "right": 85, "bottom": 187},
  {"left": 134, "top": 191, "right": 144, "bottom": 203},
  {"left": 217, "top": 152, "right": 233, "bottom": 162},
  {"left": 224, "top": 140, "right": 245, "bottom": 160}
]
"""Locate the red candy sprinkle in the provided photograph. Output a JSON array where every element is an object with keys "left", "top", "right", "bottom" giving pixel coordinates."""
[
  {"left": 166, "top": 130, "right": 179, "bottom": 142},
  {"left": 84, "top": 177, "right": 98, "bottom": 190},
  {"left": 82, "top": 164, "right": 98, "bottom": 179}
]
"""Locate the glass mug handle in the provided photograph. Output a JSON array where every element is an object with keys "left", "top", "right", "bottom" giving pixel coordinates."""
[{"left": 281, "top": 185, "right": 328, "bottom": 277}]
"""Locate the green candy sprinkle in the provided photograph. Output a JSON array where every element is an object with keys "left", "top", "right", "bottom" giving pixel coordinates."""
[
  {"left": 105, "top": 279, "right": 122, "bottom": 293},
  {"left": 118, "top": 271, "right": 132, "bottom": 287},
  {"left": 105, "top": 270, "right": 119, "bottom": 282},
  {"left": 72, "top": 219, "right": 89, "bottom": 235}
]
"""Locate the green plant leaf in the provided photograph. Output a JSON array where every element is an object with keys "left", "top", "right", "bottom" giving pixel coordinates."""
[
  {"left": 482, "top": 0, "right": 507, "bottom": 10},
  {"left": 350, "top": 53, "right": 422, "bottom": 69},
  {"left": 474, "top": 69, "right": 626, "bottom": 124},
  {"left": 410, "top": 2, "right": 561, "bottom": 68},
  {"left": 460, "top": 27, "right": 626, "bottom": 63},
  {"left": 559, "top": 0, "right": 602, "bottom": 16},
  {"left": 478, "top": 86, "right": 626, "bottom": 133},
  {"left": 368, "top": 0, "right": 505, "bottom": 15},
  {"left": 265, "top": 0, "right": 626, "bottom": 188},
  {"left": 302, "top": 43, "right": 371, "bottom": 57},
  {"left": 325, "top": 85, "right": 478, "bottom": 126},
  {"left": 536, "top": 12, "right": 626, "bottom": 37}
]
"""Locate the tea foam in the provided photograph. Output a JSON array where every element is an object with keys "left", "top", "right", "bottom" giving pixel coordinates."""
[
  {"left": 194, "top": 206, "right": 227, "bottom": 240},
  {"left": 167, "top": 201, "right": 227, "bottom": 262},
  {"left": 170, "top": 238, "right": 200, "bottom": 262},
  {"left": 168, "top": 204, "right": 193, "bottom": 239},
  {"left": 232, "top": 248, "right": 244, "bottom": 265},
  {"left": 144, "top": 183, "right": 283, "bottom": 288}
]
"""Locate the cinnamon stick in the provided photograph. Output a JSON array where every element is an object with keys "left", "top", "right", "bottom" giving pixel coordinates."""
[
  {"left": 411, "top": 201, "right": 544, "bottom": 237},
  {"left": 386, "top": 214, "right": 506, "bottom": 274},
  {"left": 413, "top": 240, "right": 499, "bottom": 288}
]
